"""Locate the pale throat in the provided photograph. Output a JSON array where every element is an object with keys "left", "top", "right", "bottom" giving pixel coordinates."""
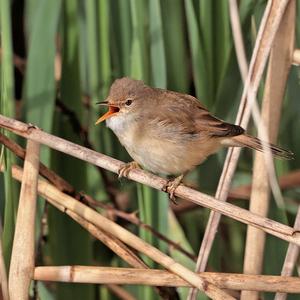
[{"left": 106, "top": 112, "right": 138, "bottom": 138}]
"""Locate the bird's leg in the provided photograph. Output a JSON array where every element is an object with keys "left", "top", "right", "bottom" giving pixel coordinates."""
[
  {"left": 162, "top": 174, "right": 184, "bottom": 203},
  {"left": 118, "top": 161, "right": 140, "bottom": 178}
]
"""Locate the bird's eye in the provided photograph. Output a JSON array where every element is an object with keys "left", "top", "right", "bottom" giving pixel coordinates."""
[{"left": 125, "top": 99, "right": 133, "bottom": 106}]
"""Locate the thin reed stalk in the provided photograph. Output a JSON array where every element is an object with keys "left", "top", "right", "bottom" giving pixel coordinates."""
[
  {"left": 228, "top": 0, "right": 248, "bottom": 81},
  {"left": 8, "top": 140, "right": 40, "bottom": 300}
]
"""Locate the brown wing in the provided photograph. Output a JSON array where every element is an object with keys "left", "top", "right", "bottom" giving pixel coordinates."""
[
  {"left": 155, "top": 90, "right": 245, "bottom": 138},
  {"left": 196, "top": 110, "right": 245, "bottom": 138}
]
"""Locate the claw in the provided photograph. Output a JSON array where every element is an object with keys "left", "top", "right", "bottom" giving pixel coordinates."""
[
  {"left": 118, "top": 161, "right": 140, "bottom": 178},
  {"left": 28, "top": 123, "right": 40, "bottom": 130},
  {"left": 162, "top": 174, "right": 184, "bottom": 204}
]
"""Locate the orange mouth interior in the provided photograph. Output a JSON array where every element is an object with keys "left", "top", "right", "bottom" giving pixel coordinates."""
[{"left": 95, "top": 106, "right": 119, "bottom": 124}]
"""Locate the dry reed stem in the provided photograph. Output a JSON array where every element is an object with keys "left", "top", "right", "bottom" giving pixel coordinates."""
[
  {"left": 228, "top": 0, "right": 248, "bottom": 81},
  {"left": 0, "top": 223, "right": 9, "bottom": 300},
  {"left": 274, "top": 206, "right": 300, "bottom": 300},
  {"left": 191, "top": 3, "right": 291, "bottom": 293},
  {"left": 8, "top": 140, "right": 40, "bottom": 300},
  {"left": 172, "top": 169, "right": 300, "bottom": 213},
  {"left": 0, "top": 116, "right": 300, "bottom": 246},
  {"left": 241, "top": 2, "right": 295, "bottom": 299},
  {"left": 32, "top": 266, "right": 300, "bottom": 293},
  {"left": 7, "top": 165, "right": 231, "bottom": 300}
]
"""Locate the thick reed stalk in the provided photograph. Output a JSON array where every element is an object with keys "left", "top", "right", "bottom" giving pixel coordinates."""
[
  {"left": 33, "top": 266, "right": 300, "bottom": 293},
  {"left": 8, "top": 140, "right": 40, "bottom": 300}
]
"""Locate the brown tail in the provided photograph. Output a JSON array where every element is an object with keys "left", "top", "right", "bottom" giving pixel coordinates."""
[{"left": 230, "top": 134, "right": 294, "bottom": 160}]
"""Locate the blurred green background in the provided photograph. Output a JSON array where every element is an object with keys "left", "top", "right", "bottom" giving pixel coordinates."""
[{"left": 1, "top": 0, "right": 300, "bottom": 299}]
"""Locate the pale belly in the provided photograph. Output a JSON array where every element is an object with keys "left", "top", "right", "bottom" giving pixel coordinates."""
[
  {"left": 107, "top": 115, "right": 221, "bottom": 175},
  {"left": 122, "top": 134, "right": 220, "bottom": 175}
]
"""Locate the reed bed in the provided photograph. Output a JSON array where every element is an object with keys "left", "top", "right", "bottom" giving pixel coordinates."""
[{"left": 1, "top": 1, "right": 299, "bottom": 300}]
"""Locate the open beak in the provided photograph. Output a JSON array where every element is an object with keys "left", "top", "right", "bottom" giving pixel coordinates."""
[{"left": 95, "top": 101, "right": 120, "bottom": 125}]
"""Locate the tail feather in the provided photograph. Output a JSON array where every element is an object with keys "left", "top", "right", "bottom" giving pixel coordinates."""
[{"left": 230, "top": 134, "right": 294, "bottom": 160}]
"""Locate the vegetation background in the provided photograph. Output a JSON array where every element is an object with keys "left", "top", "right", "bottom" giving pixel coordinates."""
[{"left": 0, "top": 0, "right": 299, "bottom": 299}]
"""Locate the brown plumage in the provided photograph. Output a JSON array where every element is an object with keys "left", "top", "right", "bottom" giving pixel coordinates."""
[{"left": 95, "top": 77, "right": 293, "bottom": 178}]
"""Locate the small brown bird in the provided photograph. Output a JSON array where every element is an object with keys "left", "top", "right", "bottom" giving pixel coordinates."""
[{"left": 95, "top": 77, "right": 293, "bottom": 200}]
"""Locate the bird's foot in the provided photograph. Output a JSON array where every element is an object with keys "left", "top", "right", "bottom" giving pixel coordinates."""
[
  {"left": 162, "top": 174, "right": 184, "bottom": 204},
  {"left": 118, "top": 161, "right": 140, "bottom": 178}
]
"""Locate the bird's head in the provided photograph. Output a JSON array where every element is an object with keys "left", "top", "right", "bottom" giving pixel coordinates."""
[{"left": 95, "top": 77, "right": 147, "bottom": 125}]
